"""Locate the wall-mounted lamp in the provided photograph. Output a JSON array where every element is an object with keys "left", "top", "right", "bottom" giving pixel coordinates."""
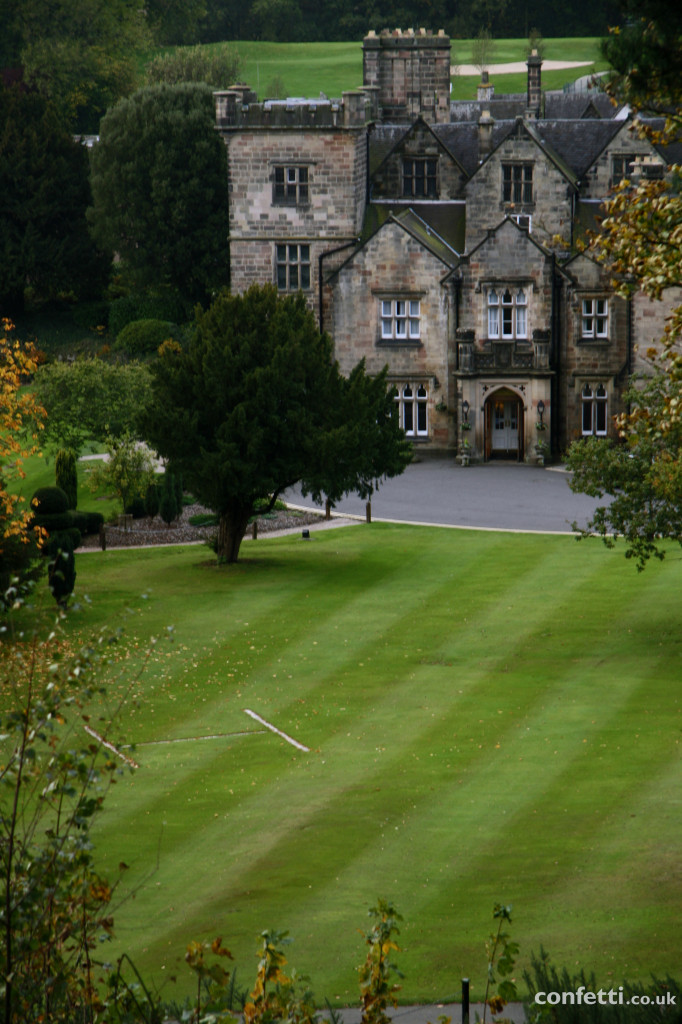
[
  {"left": 433, "top": 376, "right": 441, "bottom": 390},
  {"left": 537, "top": 399, "right": 545, "bottom": 427},
  {"left": 462, "top": 399, "right": 470, "bottom": 423}
]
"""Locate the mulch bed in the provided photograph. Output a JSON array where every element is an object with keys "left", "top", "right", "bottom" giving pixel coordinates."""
[{"left": 79, "top": 502, "right": 325, "bottom": 550}]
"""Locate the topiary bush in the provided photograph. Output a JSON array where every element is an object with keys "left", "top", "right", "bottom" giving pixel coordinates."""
[
  {"left": 116, "top": 318, "right": 181, "bottom": 356},
  {"left": 55, "top": 449, "right": 78, "bottom": 509},
  {"left": 46, "top": 535, "right": 77, "bottom": 607},
  {"left": 144, "top": 481, "right": 160, "bottom": 520},
  {"left": 31, "top": 486, "right": 69, "bottom": 517}
]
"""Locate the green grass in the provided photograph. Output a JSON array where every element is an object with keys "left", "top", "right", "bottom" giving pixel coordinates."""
[
  {"left": 161, "top": 37, "right": 608, "bottom": 101},
  {"left": 50, "top": 524, "right": 682, "bottom": 1006}
]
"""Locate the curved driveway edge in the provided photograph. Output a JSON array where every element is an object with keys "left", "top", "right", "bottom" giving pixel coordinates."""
[{"left": 285, "top": 460, "right": 605, "bottom": 535}]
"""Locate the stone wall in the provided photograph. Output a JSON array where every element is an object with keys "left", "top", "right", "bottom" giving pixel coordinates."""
[
  {"left": 465, "top": 121, "right": 574, "bottom": 250},
  {"left": 330, "top": 220, "right": 455, "bottom": 451},
  {"left": 362, "top": 29, "right": 451, "bottom": 124}
]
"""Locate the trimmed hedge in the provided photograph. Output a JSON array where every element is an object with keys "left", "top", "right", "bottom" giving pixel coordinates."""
[
  {"left": 31, "top": 486, "right": 69, "bottom": 516},
  {"left": 117, "top": 318, "right": 181, "bottom": 356}
]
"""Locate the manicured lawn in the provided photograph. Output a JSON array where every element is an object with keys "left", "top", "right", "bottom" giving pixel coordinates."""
[
  {"left": 206, "top": 37, "right": 607, "bottom": 101},
  {"left": 54, "top": 524, "right": 682, "bottom": 1005}
]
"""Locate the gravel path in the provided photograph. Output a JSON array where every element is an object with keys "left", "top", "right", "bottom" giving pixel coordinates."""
[{"left": 79, "top": 502, "right": 329, "bottom": 550}]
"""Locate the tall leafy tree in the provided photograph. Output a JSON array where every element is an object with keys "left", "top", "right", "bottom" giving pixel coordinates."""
[
  {"left": 88, "top": 82, "right": 230, "bottom": 306},
  {"left": 0, "top": 0, "right": 148, "bottom": 132},
  {"left": 0, "top": 86, "right": 109, "bottom": 315},
  {"left": 142, "top": 285, "right": 411, "bottom": 563},
  {"left": 31, "top": 359, "right": 153, "bottom": 456},
  {"left": 567, "top": 0, "right": 682, "bottom": 567}
]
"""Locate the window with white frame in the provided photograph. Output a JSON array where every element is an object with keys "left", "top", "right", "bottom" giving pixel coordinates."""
[
  {"left": 581, "top": 298, "right": 609, "bottom": 339},
  {"left": 380, "top": 299, "right": 421, "bottom": 341},
  {"left": 395, "top": 383, "right": 428, "bottom": 437},
  {"left": 487, "top": 287, "right": 528, "bottom": 339},
  {"left": 581, "top": 383, "right": 608, "bottom": 435},
  {"left": 273, "top": 165, "right": 309, "bottom": 205},
  {"left": 502, "top": 163, "right": 533, "bottom": 204},
  {"left": 276, "top": 244, "right": 311, "bottom": 290},
  {"left": 511, "top": 213, "right": 532, "bottom": 232}
]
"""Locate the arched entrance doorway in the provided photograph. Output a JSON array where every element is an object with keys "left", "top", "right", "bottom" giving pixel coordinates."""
[{"left": 484, "top": 387, "right": 524, "bottom": 460}]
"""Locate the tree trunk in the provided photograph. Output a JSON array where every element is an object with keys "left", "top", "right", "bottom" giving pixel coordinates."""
[{"left": 216, "top": 507, "right": 252, "bottom": 563}]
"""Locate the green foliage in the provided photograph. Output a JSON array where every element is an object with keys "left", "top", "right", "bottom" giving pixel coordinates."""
[
  {"left": 145, "top": 43, "right": 242, "bottom": 86},
  {"left": 601, "top": 0, "right": 682, "bottom": 126},
  {"left": 46, "top": 534, "right": 77, "bottom": 606},
  {"left": 144, "top": 481, "right": 160, "bottom": 520},
  {"left": 0, "top": 0, "right": 147, "bottom": 132},
  {"left": 566, "top": 362, "right": 682, "bottom": 571},
  {"left": 0, "top": 604, "right": 137, "bottom": 1022},
  {"left": 359, "top": 900, "right": 403, "bottom": 1024},
  {"left": 32, "top": 358, "right": 153, "bottom": 455},
  {"left": 142, "top": 285, "right": 409, "bottom": 562},
  {"left": 108, "top": 291, "right": 192, "bottom": 338},
  {"left": 88, "top": 83, "right": 230, "bottom": 304},
  {"left": 482, "top": 903, "right": 519, "bottom": 1022},
  {"left": 524, "top": 948, "right": 682, "bottom": 1023},
  {"left": 55, "top": 449, "right": 78, "bottom": 509},
  {"left": 31, "top": 486, "right": 69, "bottom": 517},
  {"left": 159, "top": 471, "right": 179, "bottom": 525},
  {"left": 0, "top": 86, "right": 109, "bottom": 315},
  {"left": 146, "top": 0, "right": 207, "bottom": 45},
  {"left": 243, "top": 930, "right": 317, "bottom": 1024},
  {"left": 117, "top": 318, "right": 180, "bottom": 357},
  {"left": 185, "top": 936, "right": 237, "bottom": 1023},
  {"left": 87, "top": 431, "right": 158, "bottom": 514}
]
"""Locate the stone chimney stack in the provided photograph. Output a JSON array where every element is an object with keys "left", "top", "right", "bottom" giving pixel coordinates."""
[
  {"left": 477, "top": 70, "right": 494, "bottom": 103},
  {"left": 478, "top": 108, "right": 495, "bottom": 162},
  {"left": 526, "top": 49, "right": 542, "bottom": 118},
  {"left": 362, "top": 28, "right": 451, "bottom": 123}
]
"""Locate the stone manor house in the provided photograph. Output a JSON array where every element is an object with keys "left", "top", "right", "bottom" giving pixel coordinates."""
[{"left": 214, "top": 30, "right": 680, "bottom": 461}]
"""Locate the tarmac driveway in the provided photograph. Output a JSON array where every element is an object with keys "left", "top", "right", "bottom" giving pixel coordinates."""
[{"left": 285, "top": 460, "right": 607, "bottom": 535}]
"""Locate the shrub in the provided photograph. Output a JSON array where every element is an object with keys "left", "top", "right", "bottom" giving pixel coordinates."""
[
  {"left": 124, "top": 496, "right": 147, "bottom": 519},
  {"left": 159, "top": 471, "right": 179, "bottom": 525},
  {"left": 30, "top": 486, "right": 69, "bottom": 516},
  {"left": 117, "top": 318, "right": 180, "bottom": 356},
  {"left": 46, "top": 535, "right": 77, "bottom": 606},
  {"left": 108, "top": 291, "right": 191, "bottom": 337},
  {"left": 55, "top": 449, "right": 77, "bottom": 509},
  {"left": 145, "top": 481, "right": 160, "bottom": 520},
  {"left": 47, "top": 527, "right": 82, "bottom": 551},
  {"left": 145, "top": 44, "right": 241, "bottom": 88}
]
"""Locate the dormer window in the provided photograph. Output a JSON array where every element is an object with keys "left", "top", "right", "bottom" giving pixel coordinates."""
[
  {"left": 402, "top": 158, "right": 438, "bottom": 198},
  {"left": 488, "top": 287, "right": 528, "bottom": 339},
  {"left": 502, "top": 163, "right": 533, "bottom": 204}
]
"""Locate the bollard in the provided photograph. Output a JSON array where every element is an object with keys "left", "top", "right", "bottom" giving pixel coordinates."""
[
  {"left": 365, "top": 501, "right": 371, "bottom": 523},
  {"left": 252, "top": 520, "right": 258, "bottom": 540},
  {"left": 462, "top": 978, "right": 469, "bottom": 1024}
]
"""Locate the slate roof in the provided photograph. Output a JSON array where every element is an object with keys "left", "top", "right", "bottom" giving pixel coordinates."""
[
  {"left": 449, "top": 91, "right": 620, "bottom": 124},
  {"left": 360, "top": 201, "right": 466, "bottom": 257}
]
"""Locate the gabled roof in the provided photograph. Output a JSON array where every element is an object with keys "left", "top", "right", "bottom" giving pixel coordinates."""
[
  {"left": 449, "top": 91, "right": 622, "bottom": 125},
  {"left": 461, "top": 214, "right": 556, "bottom": 265},
  {"left": 369, "top": 116, "right": 467, "bottom": 180},
  {"left": 457, "top": 117, "right": 580, "bottom": 189},
  {"left": 329, "top": 204, "right": 461, "bottom": 283},
  {"left": 362, "top": 200, "right": 466, "bottom": 253}
]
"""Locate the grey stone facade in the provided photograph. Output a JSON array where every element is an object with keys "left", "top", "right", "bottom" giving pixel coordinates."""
[{"left": 214, "top": 30, "right": 679, "bottom": 462}]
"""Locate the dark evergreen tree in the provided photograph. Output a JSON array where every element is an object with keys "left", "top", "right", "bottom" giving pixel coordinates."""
[
  {"left": 142, "top": 285, "right": 410, "bottom": 563},
  {"left": 0, "top": 86, "right": 109, "bottom": 315},
  {"left": 159, "top": 471, "right": 179, "bottom": 526},
  {"left": 88, "top": 83, "right": 230, "bottom": 306},
  {"left": 55, "top": 450, "right": 78, "bottom": 510}
]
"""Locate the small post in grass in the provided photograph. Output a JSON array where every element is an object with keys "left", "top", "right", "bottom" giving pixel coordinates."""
[{"left": 462, "top": 978, "right": 470, "bottom": 1024}]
